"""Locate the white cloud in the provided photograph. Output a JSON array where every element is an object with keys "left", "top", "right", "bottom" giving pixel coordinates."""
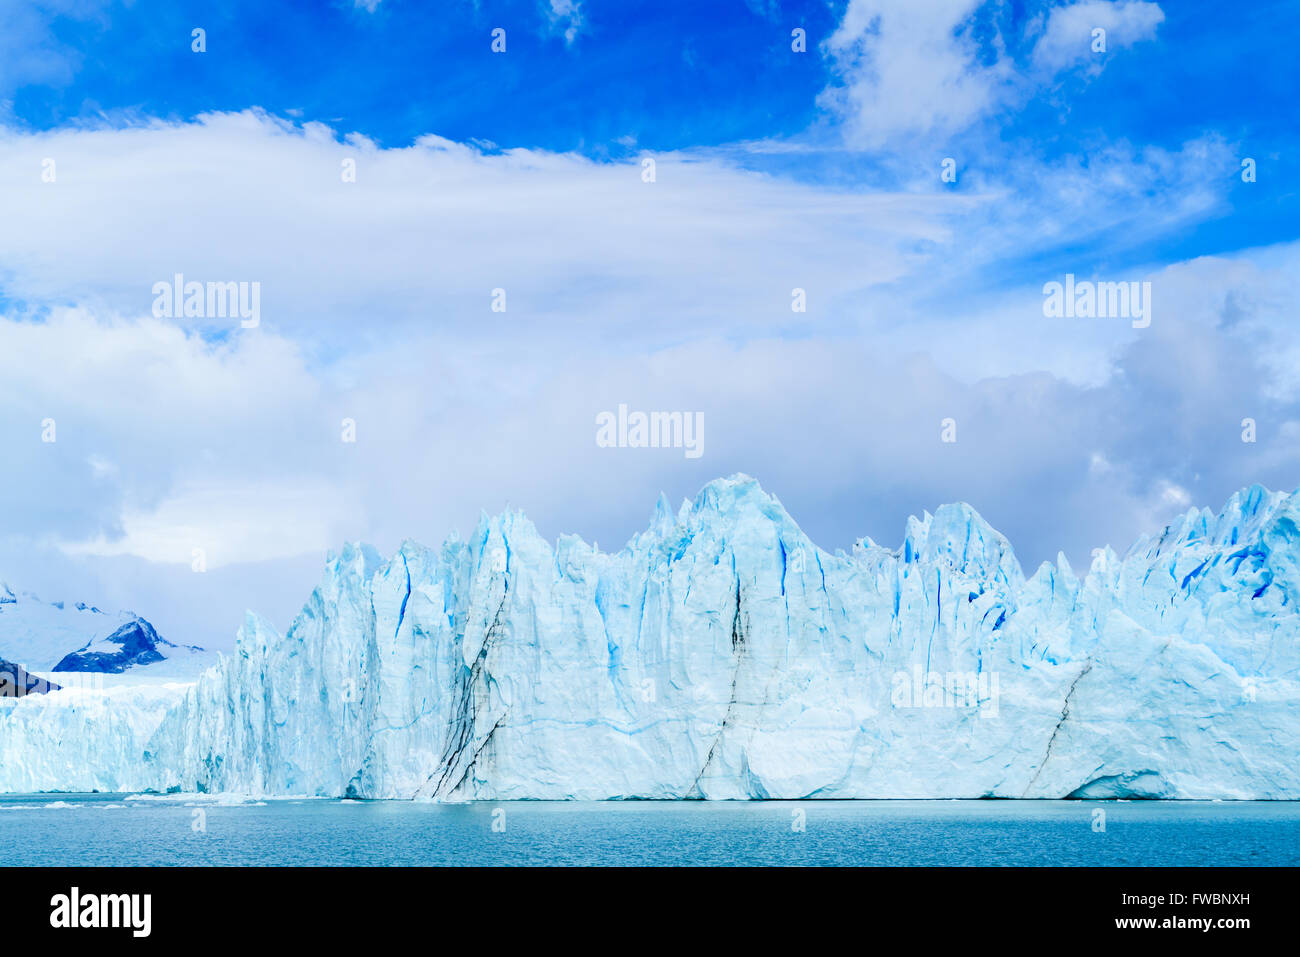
[
  {"left": 0, "top": 110, "right": 1227, "bottom": 374},
  {"left": 1156, "top": 480, "right": 1192, "bottom": 508},
  {"left": 819, "top": 0, "right": 1165, "bottom": 150},
  {"left": 61, "top": 481, "right": 347, "bottom": 568},
  {"left": 1031, "top": 1, "right": 1164, "bottom": 71},
  {"left": 820, "top": 0, "right": 1011, "bottom": 149},
  {"left": 0, "top": 109, "right": 1293, "bottom": 652},
  {"left": 0, "top": 110, "right": 960, "bottom": 352},
  {"left": 0, "top": 307, "right": 325, "bottom": 543},
  {"left": 4, "top": 245, "right": 1298, "bottom": 578},
  {"left": 545, "top": 0, "right": 584, "bottom": 45}
]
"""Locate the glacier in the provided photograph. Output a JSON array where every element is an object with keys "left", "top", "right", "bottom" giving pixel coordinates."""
[{"left": 2, "top": 475, "right": 1298, "bottom": 799}]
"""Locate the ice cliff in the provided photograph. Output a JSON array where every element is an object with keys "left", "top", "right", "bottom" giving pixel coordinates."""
[{"left": 3, "top": 476, "right": 1298, "bottom": 798}]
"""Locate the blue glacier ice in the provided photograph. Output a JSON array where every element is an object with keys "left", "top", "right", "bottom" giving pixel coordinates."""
[{"left": 2, "top": 476, "right": 1297, "bottom": 798}]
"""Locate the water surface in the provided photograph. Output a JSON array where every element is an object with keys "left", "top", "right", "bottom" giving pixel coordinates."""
[{"left": 2, "top": 795, "right": 1296, "bottom": 866}]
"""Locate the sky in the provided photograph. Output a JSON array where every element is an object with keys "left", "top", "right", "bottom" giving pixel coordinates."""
[{"left": 1, "top": 0, "right": 1298, "bottom": 651}]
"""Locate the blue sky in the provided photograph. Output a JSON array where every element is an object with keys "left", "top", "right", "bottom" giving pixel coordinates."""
[
  {"left": 2, "top": 0, "right": 1299, "bottom": 650},
  {"left": 10, "top": 0, "right": 1297, "bottom": 282},
  {"left": 11, "top": 1, "right": 1296, "bottom": 171},
  {"left": 11, "top": 0, "right": 837, "bottom": 150}
]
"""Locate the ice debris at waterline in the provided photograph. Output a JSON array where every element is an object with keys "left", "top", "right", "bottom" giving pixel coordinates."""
[{"left": 2, "top": 476, "right": 1298, "bottom": 799}]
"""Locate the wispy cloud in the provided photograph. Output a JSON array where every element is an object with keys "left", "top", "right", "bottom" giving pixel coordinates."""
[
  {"left": 1, "top": 112, "right": 1294, "bottom": 608},
  {"left": 0, "top": 0, "right": 111, "bottom": 97},
  {"left": 544, "top": 0, "right": 584, "bottom": 45}
]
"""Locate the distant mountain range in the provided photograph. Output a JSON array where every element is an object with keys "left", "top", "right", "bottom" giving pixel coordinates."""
[{"left": 0, "top": 581, "right": 214, "bottom": 686}]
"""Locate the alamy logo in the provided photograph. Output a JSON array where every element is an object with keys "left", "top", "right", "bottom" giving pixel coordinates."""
[
  {"left": 1042, "top": 274, "right": 1151, "bottom": 329},
  {"left": 891, "top": 664, "right": 1000, "bottom": 717},
  {"left": 596, "top": 404, "right": 703, "bottom": 459},
  {"left": 50, "top": 887, "right": 151, "bottom": 938},
  {"left": 151, "top": 274, "right": 260, "bottom": 328}
]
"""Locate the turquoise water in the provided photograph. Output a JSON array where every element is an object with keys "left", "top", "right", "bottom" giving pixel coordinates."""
[{"left": 2, "top": 795, "right": 1297, "bottom": 866}]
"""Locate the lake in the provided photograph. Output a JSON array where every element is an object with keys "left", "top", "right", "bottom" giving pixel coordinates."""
[{"left": 2, "top": 795, "right": 1297, "bottom": 866}]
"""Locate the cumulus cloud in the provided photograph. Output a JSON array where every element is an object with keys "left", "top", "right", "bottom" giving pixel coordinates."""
[
  {"left": 3, "top": 240, "right": 1298, "bottom": 650},
  {"left": 62, "top": 481, "right": 347, "bottom": 568},
  {"left": 820, "top": 0, "right": 1014, "bottom": 149},
  {"left": 819, "top": 0, "right": 1165, "bottom": 150},
  {"left": 0, "top": 99, "right": 1287, "bottom": 650},
  {"left": 1030, "top": 0, "right": 1165, "bottom": 71}
]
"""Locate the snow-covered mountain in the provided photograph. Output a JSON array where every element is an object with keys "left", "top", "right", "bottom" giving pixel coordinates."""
[
  {"left": 2, "top": 476, "right": 1298, "bottom": 798},
  {"left": 0, "top": 584, "right": 212, "bottom": 678}
]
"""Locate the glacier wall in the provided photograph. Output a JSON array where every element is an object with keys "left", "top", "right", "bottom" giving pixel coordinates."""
[
  {"left": 4, "top": 476, "right": 1298, "bottom": 798},
  {"left": 139, "top": 477, "right": 1298, "bottom": 800},
  {"left": 0, "top": 678, "right": 188, "bottom": 794}
]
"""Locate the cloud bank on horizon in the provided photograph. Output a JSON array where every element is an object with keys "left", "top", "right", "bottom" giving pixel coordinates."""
[{"left": 1, "top": 0, "right": 1297, "bottom": 650}]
